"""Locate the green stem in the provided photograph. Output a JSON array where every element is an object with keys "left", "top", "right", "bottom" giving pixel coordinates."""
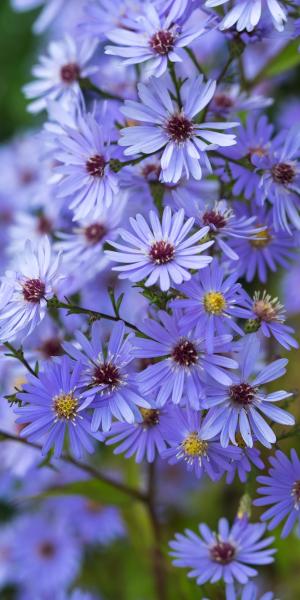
[
  {"left": 3, "top": 342, "right": 37, "bottom": 377},
  {"left": 0, "top": 429, "right": 147, "bottom": 502},
  {"left": 79, "top": 77, "right": 124, "bottom": 102},
  {"left": 147, "top": 461, "right": 168, "bottom": 600},
  {"left": 169, "top": 62, "right": 182, "bottom": 108}
]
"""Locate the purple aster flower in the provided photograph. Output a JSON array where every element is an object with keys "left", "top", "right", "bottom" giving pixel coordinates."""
[
  {"left": 206, "top": 0, "right": 287, "bottom": 32},
  {"left": 134, "top": 310, "right": 237, "bottom": 408},
  {"left": 105, "top": 396, "right": 172, "bottom": 462},
  {"left": 119, "top": 75, "right": 238, "bottom": 183},
  {"left": 230, "top": 205, "right": 296, "bottom": 283},
  {"left": 226, "top": 581, "right": 276, "bottom": 600},
  {"left": 254, "top": 449, "right": 300, "bottom": 538},
  {"left": 169, "top": 516, "right": 275, "bottom": 586},
  {"left": 0, "top": 236, "right": 61, "bottom": 343},
  {"left": 23, "top": 35, "right": 97, "bottom": 113},
  {"left": 15, "top": 355, "right": 103, "bottom": 458},
  {"left": 80, "top": 0, "right": 147, "bottom": 40},
  {"left": 105, "top": 3, "right": 209, "bottom": 78},
  {"left": 162, "top": 407, "right": 241, "bottom": 480},
  {"left": 208, "top": 84, "right": 272, "bottom": 119},
  {"left": 55, "top": 196, "right": 126, "bottom": 281},
  {"left": 12, "top": 514, "right": 81, "bottom": 595},
  {"left": 171, "top": 260, "right": 248, "bottom": 352},
  {"left": 64, "top": 321, "right": 149, "bottom": 431},
  {"left": 173, "top": 196, "right": 260, "bottom": 261},
  {"left": 203, "top": 335, "right": 295, "bottom": 448},
  {"left": 254, "top": 128, "right": 300, "bottom": 233},
  {"left": 54, "top": 110, "right": 119, "bottom": 220},
  {"left": 240, "top": 290, "right": 298, "bottom": 350},
  {"left": 105, "top": 206, "right": 213, "bottom": 291}
]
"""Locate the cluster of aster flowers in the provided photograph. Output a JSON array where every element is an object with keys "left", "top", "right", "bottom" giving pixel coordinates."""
[{"left": 1, "top": 0, "right": 300, "bottom": 598}]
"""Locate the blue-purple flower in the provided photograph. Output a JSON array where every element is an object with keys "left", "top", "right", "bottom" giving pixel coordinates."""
[
  {"left": 171, "top": 260, "right": 248, "bottom": 352},
  {"left": 54, "top": 110, "right": 119, "bottom": 220},
  {"left": 64, "top": 321, "right": 149, "bottom": 431},
  {"left": 15, "top": 355, "right": 102, "bottom": 458},
  {"left": 105, "top": 206, "right": 213, "bottom": 291},
  {"left": 105, "top": 397, "right": 171, "bottom": 463},
  {"left": 23, "top": 35, "right": 97, "bottom": 113},
  {"left": 206, "top": 0, "right": 287, "bottom": 32},
  {"left": 254, "top": 449, "right": 300, "bottom": 538},
  {"left": 226, "top": 581, "right": 275, "bottom": 600},
  {"left": 105, "top": 3, "right": 209, "bottom": 78},
  {"left": 119, "top": 75, "right": 238, "bottom": 183},
  {"left": 134, "top": 310, "right": 237, "bottom": 408},
  {"left": 169, "top": 516, "right": 275, "bottom": 586},
  {"left": 0, "top": 236, "right": 61, "bottom": 343},
  {"left": 203, "top": 335, "right": 295, "bottom": 448},
  {"left": 162, "top": 407, "right": 240, "bottom": 480}
]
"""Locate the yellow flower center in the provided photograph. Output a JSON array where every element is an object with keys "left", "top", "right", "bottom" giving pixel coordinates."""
[
  {"left": 181, "top": 432, "right": 208, "bottom": 457},
  {"left": 53, "top": 392, "right": 78, "bottom": 420},
  {"left": 203, "top": 291, "right": 226, "bottom": 315},
  {"left": 250, "top": 227, "right": 272, "bottom": 248}
]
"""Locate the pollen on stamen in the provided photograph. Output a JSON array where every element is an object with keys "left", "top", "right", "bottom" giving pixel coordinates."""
[
  {"left": 22, "top": 278, "right": 45, "bottom": 303},
  {"left": 86, "top": 154, "right": 106, "bottom": 178},
  {"left": 250, "top": 226, "right": 272, "bottom": 248},
  {"left": 140, "top": 408, "right": 160, "bottom": 427},
  {"left": 166, "top": 113, "right": 194, "bottom": 143},
  {"left": 171, "top": 339, "right": 198, "bottom": 367},
  {"left": 252, "top": 290, "right": 285, "bottom": 323},
  {"left": 203, "top": 291, "right": 226, "bottom": 315},
  {"left": 53, "top": 392, "right": 78, "bottom": 420},
  {"left": 149, "top": 240, "right": 175, "bottom": 264},
  {"left": 210, "top": 540, "right": 236, "bottom": 564},
  {"left": 179, "top": 432, "right": 208, "bottom": 463}
]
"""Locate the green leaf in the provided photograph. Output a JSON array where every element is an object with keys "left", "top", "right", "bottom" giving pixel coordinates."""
[
  {"left": 27, "top": 478, "right": 135, "bottom": 507},
  {"left": 263, "top": 40, "right": 300, "bottom": 78}
]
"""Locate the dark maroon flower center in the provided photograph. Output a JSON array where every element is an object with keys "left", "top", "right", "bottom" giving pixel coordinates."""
[
  {"left": 38, "top": 542, "right": 56, "bottom": 558},
  {"left": 149, "top": 240, "right": 175, "bottom": 264},
  {"left": 20, "top": 169, "right": 36, "bottom": 185},
  {"left": 229, "top": 382, "right": 256, "bottom": 406},
  {"left": 39, "top": 338, "right": 63, "bottom": 358},
  {"left": 271, "top": 162, "right": 295, "bottom": 185},
  {"left": 210, "top": 541, "right": 236, "bottom": 564},
  {"left": 37, "top": 215, "right": 52, "bottom": 235},
  {"left": 93, "top": 362, "right": 121, "bottom": 389},
  {"left": 86, "top": 154, "right": 106, "bottom": 178},
  {"left": 84, "top": 223, "right": 107, "bottom": 245},
  {"left": 60, "top": 62, "right": 80, "bottom": 83},
  {"left": 149, "top": 29, "right": 175, "bottom": 55},
  {"left": 141, "top": 163, "right": 161, "bottom": 182},
  {"left": 171, "top": 339, "right": 198, "bottom": 367},
  {"left": 166, "top": 114, "right": 194, "bottom": 143},
  {"left": 202, "top": 210, "right": 227, "bottom": 229},
  {"left": 22, "top": 278, "right": 45, "bottom": 303},
  {"left": 213, "top": 93, "right": 234, "bottom": 110}
]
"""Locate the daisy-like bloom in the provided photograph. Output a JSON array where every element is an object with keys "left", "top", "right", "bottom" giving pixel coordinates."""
[
  {"left": 208, "top": 84, "right": 272, "bottom": 119},
  {"left": 54, "top": 111, "right": 119, "bottom": 220},
  {"left": 105, "top": 3, "right": 209, "bottom": 78},
  {"left": 55, "top": 196, "right": 126, "bottom": 281},
  {"left": 226, "top": 581, "right": 276, "bottom": 600},
  {"left": 15, "top": 356, "right": 103, "bottom": 458},
  {"left": 241, "top": 290, "right": 298, "bottom": 350},
  {"left": 63, "top": 321, "right": 150, "bottom": 432},
  {"left": 23, "top": 35, "right": 98, "bottom": 113},
  {"left": 203, "top": 335, "right": 295, "bottom": 448},
  {"left": 254, "top": 128, "right": 300, "bottom": 233},
  {"left": 0, "top": 237, "right": 61, "bottom": 343},
  {"left": 80, "top": 0, "right": 147, "bottom": 40},
  {"left": 174, "top": 196, "right": 260, "bottom": 261},
  {"left": 206, "top": 0, "right": 287, "bottom": 32},
  {"left": 12, "top": 514, "right": 81, "bottom": 596},
  {"left": 105, "top": 206, "right": 213, "bottom": 291},
  {"left": 171, "top": 260, "right": 248, "bottom": 352},
  {"left": 230, "top": 205, "right": 296, "bottom": 283},
  {"left": 162, "top": 407, "right": 240, "bottom": 480},
  {"left": 134, "top": 310, "right": 237, "bottom": 408},
  {"left": 119, "top": 75, "right": 238, "bottom": 183},
  {"left": 105, "top": 397, "right": 172, "bottom": 463},
  {"left": 254, "top": 449, "right": 300, "bottom": 538},
  {"left": 169, "top": 516, "right": 275, "bottom": 587}
]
